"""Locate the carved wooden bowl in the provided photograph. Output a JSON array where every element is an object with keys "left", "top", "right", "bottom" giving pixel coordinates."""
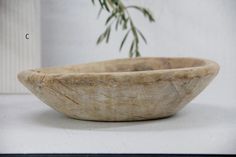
[{"left": 18, "top": 57, "right": 219, "bottom": 121}]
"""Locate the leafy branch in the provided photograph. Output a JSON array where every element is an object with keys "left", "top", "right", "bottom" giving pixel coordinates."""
[{"left": 92, "top": 0, "right": 155, "bottom": 58}]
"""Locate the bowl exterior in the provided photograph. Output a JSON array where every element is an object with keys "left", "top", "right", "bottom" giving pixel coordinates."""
[{"left": 18, "top": 58, "right": 219, "bottom": 121}]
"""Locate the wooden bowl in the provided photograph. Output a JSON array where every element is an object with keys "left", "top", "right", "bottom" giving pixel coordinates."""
[{"left": 18, "top": 57, "right": 219, "bottom": 121}]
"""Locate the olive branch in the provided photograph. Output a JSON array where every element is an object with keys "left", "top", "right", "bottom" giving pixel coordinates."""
[{"left": 91, "top": 0, "right": 155, "bottom": 58}]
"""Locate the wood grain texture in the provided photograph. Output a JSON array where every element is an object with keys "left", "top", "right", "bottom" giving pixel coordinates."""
[{"left": 18, "top": 57, "right": 219, "bottom": 121}]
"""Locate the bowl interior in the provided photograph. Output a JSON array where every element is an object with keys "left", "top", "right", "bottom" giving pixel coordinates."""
[{"left": 37, "top": 57, "right": 207, "bottom": 74}]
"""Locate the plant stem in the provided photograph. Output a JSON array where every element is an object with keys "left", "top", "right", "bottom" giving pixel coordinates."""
[{"left": 93, "top": 0, "right": 155, "bottom": 58}]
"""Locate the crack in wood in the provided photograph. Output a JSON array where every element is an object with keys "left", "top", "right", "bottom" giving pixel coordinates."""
[
  {"left": 56, "top": 79, "right": 77, "bottom": 93},
  {"left": 46, "top": 85, "right": 81, "bottom": 106}
]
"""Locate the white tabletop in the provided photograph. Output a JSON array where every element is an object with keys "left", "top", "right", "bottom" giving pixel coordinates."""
[{"left": 0, "top": 94, "right": 235, "bottom": 154}]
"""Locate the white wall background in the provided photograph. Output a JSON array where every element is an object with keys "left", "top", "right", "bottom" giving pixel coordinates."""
[
  {"left": 0, "top": 0, "right": 41, "bottom": 93},
  {"left": 41, "top": 0, "right": 236, "bottom": 105}
]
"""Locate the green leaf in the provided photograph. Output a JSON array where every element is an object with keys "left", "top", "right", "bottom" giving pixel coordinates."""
[
  {"left": 131, "top": 24, "right": 138, "bottom": 40},
  {"left": 135, "top": 50, "right": 141, "bottom": 57},
  {"left": 129, "top": 40, "right": 135, "bottom": 57},
  {"left": 96, "top": 34, "right": 105, "bottom": 44},
  {"left": 122, "top": 18, "right": 129, "bottom": 30},
  {"left": 127, "top": 6, "right": 143, "bottom": 13},
  {"left": 121, "top": 14, "right": 126, "bottom": 23},
  {"left": 103, "top": 0, "right": 110, "bottom": 12},
  {"left": 144, "top": 9, "right": 155, "bottom": 22},
  {"left": 97, "top": 7, "right": 103, "bottom": 18},
  {"left": 127, "top": 6, "right": 155, "bottom": 22},
  {"left": 105, "top": 11, "right": 116, "bottom": 25},
  {"left": 98, "top": 0, "right": 104, "bottom": 8},
  {"left": 97, "top": 26, "right": 110, "bottom": 44},
  {"left": 137, "top": 29, "right": 147, "bottom": 44},
  {"left": 115, "top": 17, "right": 120, "bottom": 30},
  {"left": 119, "top": 30, "right": 130, "bottom": 51},
  {"left": 106, "top": 26, "right": 111, "bottom": 43}
]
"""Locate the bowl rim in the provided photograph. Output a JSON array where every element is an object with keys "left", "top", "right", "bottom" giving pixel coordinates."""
[{"left": 18, "top": 57, "right": 220, "bottom": 78}]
